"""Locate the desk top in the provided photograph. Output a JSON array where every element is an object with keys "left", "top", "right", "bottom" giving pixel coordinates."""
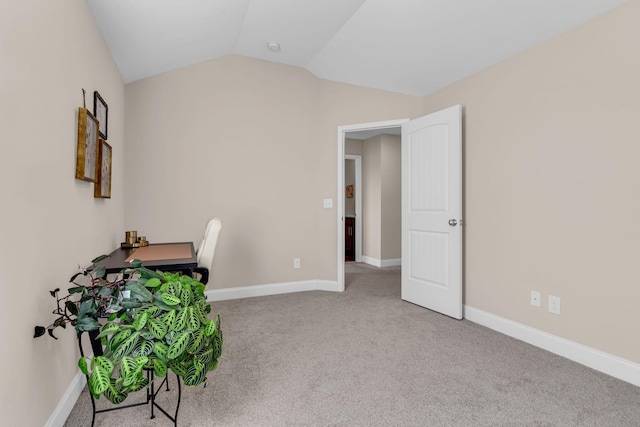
[{"left": 97, "top": 242, "right": 197, "bottom": 274}]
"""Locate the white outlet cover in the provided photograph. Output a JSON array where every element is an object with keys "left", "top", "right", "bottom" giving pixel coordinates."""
[
  {"left": 548, "top": 295, "right": 561, "bottom": 314},
  {"left": 323, "top": 198, "right": 333, "bottom": 208},
  {"left": 531, "top": 291, "right": 541, "bottom": 307}
]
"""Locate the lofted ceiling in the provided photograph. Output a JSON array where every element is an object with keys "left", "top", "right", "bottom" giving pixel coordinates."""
[{"left": 87, "top": 0, "right": 628, "bottom": 97}]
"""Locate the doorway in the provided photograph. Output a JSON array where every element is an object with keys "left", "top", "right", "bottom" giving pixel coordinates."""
[{"left": 337, "top": 119, "right": 408, "bottom": 293}]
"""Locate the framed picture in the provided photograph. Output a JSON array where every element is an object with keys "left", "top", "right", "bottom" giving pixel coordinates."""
[
  {"left": 94, "top": 139, "right": 112, "bottom": 199},
  {"left": 75, "top": 107, "right": 99, "bottom": 182},
  {"left": 94, "top": 91, "right": 108, "bottom": 140},
  {"left": 346, "top": 185, "right": 354, "bottom": 198}
]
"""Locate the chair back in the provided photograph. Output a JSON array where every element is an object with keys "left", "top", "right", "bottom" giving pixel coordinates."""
[{"left": 197, "top": 218, "right": 222, "bottom": 272}]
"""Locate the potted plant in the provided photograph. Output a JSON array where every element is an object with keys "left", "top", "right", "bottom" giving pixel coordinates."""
[{"left": 35, "top": 256, "right": 222, "bottom": 404}]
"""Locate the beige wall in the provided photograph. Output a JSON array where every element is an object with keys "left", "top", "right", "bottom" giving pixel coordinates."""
[
  {"left": 363, "top": 137, "right": 382, "bottom": 259},
  {"left": 0, "top": 1, "right": 125, "bottom": 425},
  {"left": 360, "top": 135, "right": 401, "bottom": 261},
  {"left": 422, "top": 1, "right": 640, "bottom": 363},
  {"left": 125, "top": 55, "right": 422, "bottom": 289},
  {"left": 380, "top": 135, "right": 401, "bottom": 260}
]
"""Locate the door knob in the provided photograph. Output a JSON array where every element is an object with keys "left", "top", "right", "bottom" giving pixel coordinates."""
[{"left": 448, "top": 219, "right": 457, "bottom": 226}]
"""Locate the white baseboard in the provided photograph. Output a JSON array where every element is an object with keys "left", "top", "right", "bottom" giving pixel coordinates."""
[
  {"left": 464, "top": 305, "right": 640, "bottom": 388},
  {"left": 206, "top": 279, "right": 340, "bottom": 302},
  {"left": 45, "top": 370, "right": 86, "bottom": 427},
  {"left": 362, "top": 256, "right": 401, "bottom": 268}
]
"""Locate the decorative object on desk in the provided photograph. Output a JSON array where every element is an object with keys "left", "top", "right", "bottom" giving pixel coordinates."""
[
  {"left": 94, "top": 139, "right": 112, "bottom": 198},
  {"left": 34, "top": 257, "right": 223, "bottom": 405},
  {"left": 346, "top": 184, "right": 354, "bottom": 198},
  {"left": 94, "top": 91, "right": 108, "bottom": 140},
  {"left": 75, "top": 107, "right": 100, "bottom": 182},
  {"left": 121, "top": 230, "right": 150, "bottom": 248}
]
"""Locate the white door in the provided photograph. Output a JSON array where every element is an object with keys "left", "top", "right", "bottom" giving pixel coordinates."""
[{"left": 401, "top": 105, "right": 462, "bottom": 319}]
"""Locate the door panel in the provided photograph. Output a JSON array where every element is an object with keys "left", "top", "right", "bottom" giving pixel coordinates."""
[{"left": 401, "top": 105, "right": 462, "bottom": 319}]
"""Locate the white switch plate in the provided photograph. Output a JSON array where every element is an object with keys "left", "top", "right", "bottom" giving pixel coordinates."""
[
  {"left": 323, "top": 198, "right": 333, "bottom": 208},
  {"left": 293, "top": 258, "right": 301, "bottom": 269}
]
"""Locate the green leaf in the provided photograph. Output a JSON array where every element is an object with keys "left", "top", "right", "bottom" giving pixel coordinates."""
[
  {"left": 204, "top": 319, "right": 215, "bottom": 336},
  {"left": 76, "top": 317, "right": 101, "bottom": 332},
  {"left": 173, "top": 308, "right": 189, "bottom": 332},
  {"left": 162, "top": 309, "right": 177, "bottom": 329},
  {"left": 145, "top": 278, "right": 162, "bottom": 288},
  {"left": 78, "top": 357, "right": 89, "bottom": 375},
  {"left": 129, "top": 259, "right": 143, "bottom": 268},
  {"left": 109, "top": 329, "right": 132, "bottom": 349},
  {"left": 132, "top": 338, "right": 154, "bottom": 357},
  {"left": 167, "top": 331, "right": 190, "bottom": 359},
  {"left": 112, "top": 332, "right": 140, "bottom": 361},
  {"left": 93, "top": 356, "right": 115, "bottom": 375},
  {"left": 92, "top": 266, "right": 106, "bottom": 279},
  {"left": 153, "top": 342, "right": 169, "bottom": 363},
  {"left": 147, "top": 318, "right": 168, "bottom": 340},
  {"left": 67, "top": 286, "right": 85, "bottom": 294},
  {"left": 186, "top": 307, "right": 200, "bottom": 331},
  {"left": 34, "top": 326, "right": 46, "bottom": 338},
  {"left": 161, "top": 293, "right": 181, "bottom": 306},
  {"left": 128, "top": 377, "right": 149, "bottom": 392},
  {"left": 168, "top": 359, "right": 188, "bottom": 377},
  {"left": 96, "top": 323, "right": 120, "bottom": 339},
  {"left": 189, "top": 328, "right": 206, "bottom": 354},
  {"left": 119, "top": 356, "right": 137, "bottom": 387},
  {"left": 181, "top": 287, "right": 193, "bottom": 306},
  {"left": 183, "top": 363, "right": 207, "bottom": 386},
  {"left": 213, "top": 329, "right": 223, "bottom": 360},
  {"left": 138, "top": 267, "right": 164, "bottom": 280},
  {"left": 103, "top": 379, "right": 128, "bottom": 404},
  {"left": 132, "top": 312, "right": 148, "bottom": 331},
  {"left": 91, "top": 254, "right": 110, "bottom": 264},
  {"left": 126, "top": 282, "right": 153, "bottom": 303},
  {"left": 89, "top": 366, "right": 110, "bottom": 395},
  {"left": 197, "top": 347, "right": 214, "bottom": 364},
  {"left": 50, "top": 288, "right": 60, "bottom": 297},
  {"left": 153, "top": 359, "right": 167, "bottom": 378}
]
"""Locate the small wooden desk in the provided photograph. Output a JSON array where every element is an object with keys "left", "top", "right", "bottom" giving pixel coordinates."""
[{"left": 96, "top": 242, "right": 197, "bottom": 275}]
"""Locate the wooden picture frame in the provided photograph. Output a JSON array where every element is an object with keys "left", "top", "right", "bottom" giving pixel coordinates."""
[
  {"left": 346, "top": 185, "right": 354, "bottom": 198},
  {"left": 94, "top": 91, "right": 108, "bottom": 140},
  {"left": 94, "top": 139, "right": 112, "bottom": 199},
  {"left": 75, "top": 107, "right": 99, "bottom": 182}
]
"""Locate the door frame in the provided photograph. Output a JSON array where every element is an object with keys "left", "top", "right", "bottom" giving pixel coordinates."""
[
  {"left": 337, "top": 119, "right": 409, "bottom": 292},
  {"left": 344, "top": 154, "right": 362, "bottom": 263}
]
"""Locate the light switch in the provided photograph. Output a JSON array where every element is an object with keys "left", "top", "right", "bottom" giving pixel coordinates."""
[{"left": 323, "top": 198, "right": 333, "bottom": 208}]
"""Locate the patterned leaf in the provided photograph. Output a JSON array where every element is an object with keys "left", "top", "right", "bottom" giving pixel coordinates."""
[
  {"left": 153, "top": 342, "right": 169, "bottom": 363},
  {"left": 187, "top": 307, "right": 200, "bottom": 331},
  {"left": 103, "top": 379, "right": 128, "bottom": 404},
  {"left": 92, "top": 356, "right": 114, "bottom": 375},
  {"left": 128, "top": 377, "right": 149, "bottom": 392},
  {"left": 173, "top": 308, "right": 188, "bottom": 332},
  {"left": 78, "top": 357, "right": 89, "bottom": 375},
  {"left": 108, "top": 329, "right": 132, "bottom": 350},
  {"left": 161, "top": 293, "right": 181, "bottom": 306},
  {"left": 183, "top": 363, "right": 207, "bottom": 386},
  {"left": 89, "top": 366, "right": 110, "bottom": 395},
  {"left": 162, "top": 309, "right": 177, "bottom": 329},
  {"left": 132, "top": 312, "right": 148, "bottom": 331},
  {"left": 181, "top": 287, "right": 192, "bottom": 306},
  {"left": 120, "top": 356, "right": 137, "bottom": 387},
  {"left": 197, "top": 347, "right": 214, "bottom": 365},
  {"left": 213, "top": 329, "right": 223, "bottom": 360},
  {"left": 168, "top": 359, "right": 188, "bottom": 377},
  {"left": 189, "top": 329, "right": 206, "bottom": 354},
  {"left": 112, "top": 332, "right": 140, "bottom": 361},
  {"left": 132, "top": 338, "right": 154, "bottom": 357},
  {"left": 147, "top": 318, "right": 168, "bottom": 340},
  {"left": 167, "top": 331, "right": 190, "bottom": 359},
  {"left": 204, "top": 319, "right": 215, "bottom": 336},
  {"left": 153, "top": 359, "right": 167, "bottom": 378}
]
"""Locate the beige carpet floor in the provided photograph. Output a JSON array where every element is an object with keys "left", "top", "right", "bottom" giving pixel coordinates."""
[{"left": 64, "top": 263, "right": 640, "bottom": 426}]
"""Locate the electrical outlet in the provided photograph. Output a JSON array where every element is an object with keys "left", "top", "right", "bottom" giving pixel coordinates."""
[
  {"left": 531, "top": 291, "right": 541, "bottom": 307},
  {"left": 293, "top": 258, "right": 301, "bottom": 269},
  {"left": 548, "top": 295, "right": 561, "bottom": 314}
]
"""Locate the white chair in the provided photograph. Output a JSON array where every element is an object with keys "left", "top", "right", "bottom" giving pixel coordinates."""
[{"left": 194, "top": 218, "right": 222, "bottom": 286}]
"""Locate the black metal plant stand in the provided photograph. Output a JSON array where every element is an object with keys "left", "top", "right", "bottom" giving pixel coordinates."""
[{"left": 79, "top": 331, "right": 182, "bottom": 427}]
